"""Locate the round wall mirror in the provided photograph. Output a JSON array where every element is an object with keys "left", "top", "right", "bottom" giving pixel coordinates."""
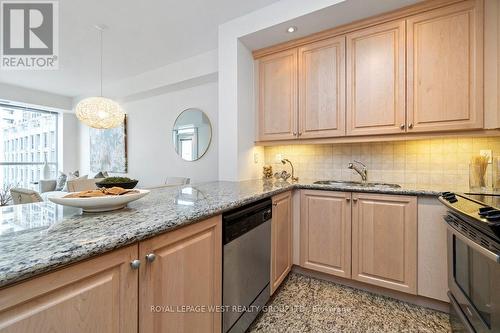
[{"left": 172, "top": 108, "right": 212, "bottom": 161}]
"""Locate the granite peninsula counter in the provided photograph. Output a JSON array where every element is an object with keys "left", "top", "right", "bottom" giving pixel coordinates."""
[{"left": 0, "top": 179, "right": 445, "bottom": 288}]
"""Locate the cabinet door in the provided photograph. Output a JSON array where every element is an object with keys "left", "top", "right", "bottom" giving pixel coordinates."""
[
  {"left": 351, "top": 193, "right": 417, "bottom": 294},
  {"left": 271, "top": 191, "right": 292, "bottom": 294},
  {"left": 407, "top": 0, "right": 483, "bottom": 132},
  {"left": 139, "top": 216, "right": 221, "bottom": 333},
  {"left": 346, "top": 20, "right": 406, "bottom": 136},
  {"left": 300, "top": 190, "right": 351, "bottom": 278},
  {"left": 258, "top": 49, "right": 298, "bottom": 141},
  {"left": 0, "top": 245, "right": 138, "bottom": 333},
  {"left": 298, "top": 37, "right": 346, "bottom": 138}
]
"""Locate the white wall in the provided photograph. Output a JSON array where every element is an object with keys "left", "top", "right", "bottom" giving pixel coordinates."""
[
  {"left": 79, "top": 81, "right": 218, "bottom": 187},
  {"left": 58, "top": 113, "right": 80, "bottom": 173},
  {"left": 0, "top": 82, "right": 73, "bottom": 111},
  {"left": 218, "top": 0, "right": 346, "bottom": 181},
  {"left": 237, "top": 40, "right": 264, "bottom": 180}
]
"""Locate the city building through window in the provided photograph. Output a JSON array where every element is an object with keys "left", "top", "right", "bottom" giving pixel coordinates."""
[{"left": 0, "top": 104, "right": 58, "bottom": 189}]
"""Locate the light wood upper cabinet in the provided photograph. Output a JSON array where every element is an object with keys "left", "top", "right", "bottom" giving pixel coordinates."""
[
  {"left": 0, "top": 245, "right": 138, "bottom": 333},
  {"left": 255, "top": 0, "right": 487, "bottom": 142},
  {"left": 351, "top": 193, "right": 417, "bottom": 294},
  {"left": 298, "top": 37, "right": 346, "bottom": 138},
  {"left": 346, "top": 20, "right": 406, "bottom": 136},
  {"left": 258, "top": 49, "right": 298, "bottom": 141},
  {"left": 139, "top": 216, "right": 221, "bottom": 333},
  {"left": 407, "top": 0, "right": 483, "bottom": 132},
  {"left": 271, "top": 191, "right": 292, "bottom": 294},
  {"left": 300, "top": 190, "right": 351, "bottom": 278}
]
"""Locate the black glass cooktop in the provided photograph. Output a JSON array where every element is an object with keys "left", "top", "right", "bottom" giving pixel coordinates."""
[
  {"left": 440, "top": 192, "right": 500, "bottom": 242},
  {"left": 463, "top": 193, "right": 500, "bottom": 210}
]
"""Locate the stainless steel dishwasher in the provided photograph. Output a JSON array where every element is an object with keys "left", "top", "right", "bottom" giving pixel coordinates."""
[{"left": 223, "top": 198, "right": 272, "bottom": 333}]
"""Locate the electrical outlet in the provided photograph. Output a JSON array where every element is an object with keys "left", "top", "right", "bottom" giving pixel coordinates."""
[
  {"left": 253, "top": 152, "right": 259, "bottom": 164},
  {"left": 480, "top": 150, "right": 492, "bottom": 163},
  {"left": 276, "top": 154, "right": 283, "bottom": 162}
]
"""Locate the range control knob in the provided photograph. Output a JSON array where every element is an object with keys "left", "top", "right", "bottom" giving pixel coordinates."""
[
  {"left": 442, "top": 192, "right": 457, "bottom": 202},
  {"left": 479, "top": 207, "right": 496, "bottom": 216},
  {"left": 485, "top": 210, "right": 500, "bottom": 222}
]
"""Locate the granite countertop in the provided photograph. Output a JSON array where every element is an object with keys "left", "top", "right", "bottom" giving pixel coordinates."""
[{"left": 0, "top": 179, "right": 446, "bottom": 288}]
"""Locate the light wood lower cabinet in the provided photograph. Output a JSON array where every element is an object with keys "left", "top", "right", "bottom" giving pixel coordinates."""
[
  {"left": 271, "top": 191, "right": 293, "bottom": 294},
  {"left": 139, "top": 216, "right": 221, "bottom": 333},
  {"left": 0, "top": 245, "right": 138, "bottom": 333},
  {"left": 0, "top": 216, "right": 222, "bottom": 333},
  {"left": 351, "top": 193, "right": 417, "bottom": 294},
  {"left": 299, "top": 191, "right": 418, "bottom": 295},
  {"left": 300, "top": 190, "right": 351, "bottom": 278}
]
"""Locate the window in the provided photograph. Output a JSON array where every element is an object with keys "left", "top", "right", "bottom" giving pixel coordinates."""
[
  {"left": 175, "top": 127, "right": 198, "bottom": 161},
  {"left": 181, "top": 139, "right": 193, "bottom": 161},
  {"left": 0, "top": 104, "right": 58, "bottom": 188}
]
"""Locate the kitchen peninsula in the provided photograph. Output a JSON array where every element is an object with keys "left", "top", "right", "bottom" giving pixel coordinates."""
[
  {"left": 0, "top": 178, "right": 455, "bottom": 333},
  {"left": 0, "top": 180, "right": 444, "bottom": 288}
]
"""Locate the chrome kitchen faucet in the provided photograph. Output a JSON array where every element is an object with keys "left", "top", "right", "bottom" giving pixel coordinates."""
[{"left": 348, "top": 160, "right": 368, "bottom": 182}]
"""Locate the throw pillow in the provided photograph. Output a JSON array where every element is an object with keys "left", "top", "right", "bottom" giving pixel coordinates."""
[
  {"left": 63, "top": 175, "right": 89, "bottom": 192},
  {"left": 94, "top": 171, "right": 109, "bottom": 179},
  {"left": 55, "top": 172, "right": 67, "bottom": 191},
  {"left": 62, "top": 172, "right": 85, "bottom": 192},
  {"left": 69, "top": 170, "right": 80, "bottom": 178}
]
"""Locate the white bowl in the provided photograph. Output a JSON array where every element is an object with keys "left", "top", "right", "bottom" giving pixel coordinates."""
[{"left": 49, "top": 189, "right": 150, "bottom": 212}]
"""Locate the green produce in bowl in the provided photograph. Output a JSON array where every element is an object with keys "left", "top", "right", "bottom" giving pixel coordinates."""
[
  {"left": 98, "top": 177, "right": 138, "bottom": 184},
  {"left": 95, "top": 177, "right": 139, "bottom": 189}
]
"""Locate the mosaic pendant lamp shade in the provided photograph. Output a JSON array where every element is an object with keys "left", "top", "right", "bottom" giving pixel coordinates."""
[{"left": 76, "top": 25, "right": 124, "bottom": 129}]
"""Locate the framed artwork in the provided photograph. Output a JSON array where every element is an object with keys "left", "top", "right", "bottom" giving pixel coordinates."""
[{"left": 89, "top": 116, "right": 127, "bottom": 173}]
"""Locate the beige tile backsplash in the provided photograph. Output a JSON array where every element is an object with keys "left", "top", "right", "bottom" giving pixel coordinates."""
[{"left": 264, "top": 137, "right": 500, "bottom": 190}]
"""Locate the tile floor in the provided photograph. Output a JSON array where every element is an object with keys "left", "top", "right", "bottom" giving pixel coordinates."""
[{"left": 249, "top": 273, "right": 451, "bottom": 333}]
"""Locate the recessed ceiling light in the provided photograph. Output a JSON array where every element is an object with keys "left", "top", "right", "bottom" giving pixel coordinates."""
[{"left": 287, "top": 26, "right": 297, "bottom": 33}]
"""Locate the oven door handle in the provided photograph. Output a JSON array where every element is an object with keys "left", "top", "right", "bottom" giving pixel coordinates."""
[{"left": 448, "top": 224, "right": 500, "bottom": 263}]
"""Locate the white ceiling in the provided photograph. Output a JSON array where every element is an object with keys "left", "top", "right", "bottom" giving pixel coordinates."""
[
  {"left": 0, "top": 0, "right": 424, "bottom": 99},
  {"left": 0, "top": 0, "right": 281, "bottom": 97},
  {"left": 240, "top": 0, "right": 423, "bottom": 51}
]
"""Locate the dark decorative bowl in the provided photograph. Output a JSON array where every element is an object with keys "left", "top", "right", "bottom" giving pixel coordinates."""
[{"left": 95, "top": 180, "right": 139, "bottom": 189}]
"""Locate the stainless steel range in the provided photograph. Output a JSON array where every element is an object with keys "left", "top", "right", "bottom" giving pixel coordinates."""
[{"left": 439, "top": 192, "right": 500, "bottom": 333}]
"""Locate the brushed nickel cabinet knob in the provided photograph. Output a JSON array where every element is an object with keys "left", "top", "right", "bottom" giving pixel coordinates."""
[
  {"left": 399, "top": 124, "right": 405, "bottom": 130},
  {"left": 145, "top": 253, "right": 156, "bottom": 263},
  {"left": 130, "top": 259, "right": 141, "bottom": 270},
  {"left": 408, "top": 123, "right": 414, "bottom": 129}
]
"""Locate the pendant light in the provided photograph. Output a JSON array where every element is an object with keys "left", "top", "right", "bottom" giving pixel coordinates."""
[{"left": 75, "top": 25, "right": 125, "bottom": 129}]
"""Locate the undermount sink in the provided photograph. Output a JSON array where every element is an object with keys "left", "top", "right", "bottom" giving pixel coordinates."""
[{"left": 313, "top": 180, "right": 401, "bottom": 189}]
